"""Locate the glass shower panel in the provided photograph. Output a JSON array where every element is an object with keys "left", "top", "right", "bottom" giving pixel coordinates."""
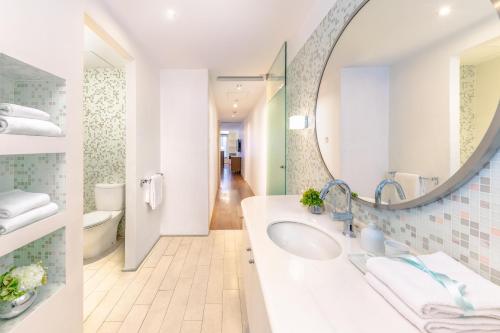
[{"left": 266, "top": 43, "right": 287, "bottom": 195}]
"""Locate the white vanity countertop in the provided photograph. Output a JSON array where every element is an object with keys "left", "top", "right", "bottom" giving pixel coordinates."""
[{"left": 241, "top": 195, "right": 419, "bottom": 333}]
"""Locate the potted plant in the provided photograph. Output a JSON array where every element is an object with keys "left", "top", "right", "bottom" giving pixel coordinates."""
[
  {"left": 300, "top": 188, "right": 324, "bottom": 214},
  {"left": 0, "top": 263, "right": 47, "bottom": 319}
]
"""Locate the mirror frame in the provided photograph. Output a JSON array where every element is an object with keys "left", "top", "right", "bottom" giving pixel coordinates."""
[{"left": 313, "top": 0, "right": 500, "bottom": 210}]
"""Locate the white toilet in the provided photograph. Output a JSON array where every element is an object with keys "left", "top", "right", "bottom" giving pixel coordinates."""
[{"left": 83, "top": 183, "right": 125, "bottom": 260}]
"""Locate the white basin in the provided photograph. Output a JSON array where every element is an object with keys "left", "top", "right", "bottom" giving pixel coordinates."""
[{"left": 267, "top": 221, "right": 341, "bottom": 260}]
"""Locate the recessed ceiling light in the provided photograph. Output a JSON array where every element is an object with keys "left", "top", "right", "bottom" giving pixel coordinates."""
[
  {"left": 438, "top": 6, "right": 451, "bottom": 17},
  {"left": 233, "top": 103, "right": 238, "bottom": 108},
  {"left": 231, "top": 114, "right": 235, "bottom": 118},
  {"left": 166, "top": 9, "right": 177, "bottom": 20}
]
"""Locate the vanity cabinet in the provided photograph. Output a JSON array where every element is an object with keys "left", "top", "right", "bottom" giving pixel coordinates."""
[{"left": 241, "top": 223, "right": 272, "bottom": 333}]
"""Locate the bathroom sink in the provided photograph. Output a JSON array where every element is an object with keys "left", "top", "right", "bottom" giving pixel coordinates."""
[{"left": 267, "top": 221, "right": 341, "bottom": 260}]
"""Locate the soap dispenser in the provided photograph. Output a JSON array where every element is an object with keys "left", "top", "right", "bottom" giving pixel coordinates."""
[{"left": 360, "top": 222, "right": 385, "bottom": 255}]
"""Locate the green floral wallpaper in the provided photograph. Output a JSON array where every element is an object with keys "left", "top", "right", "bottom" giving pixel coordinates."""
[{"left": 83, "top": 68, "right": 125, "bottom": 213}]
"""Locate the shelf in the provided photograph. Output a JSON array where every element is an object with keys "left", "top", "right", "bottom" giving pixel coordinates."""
[
  {"left": 0, "top": 134, "right": 66, "bottom": 155},
  {"left": 0, "top": 283, "right": 65, "bottom": 333},
  {"left": 0, "top": 212, "right": 65, "bottom": 257}
]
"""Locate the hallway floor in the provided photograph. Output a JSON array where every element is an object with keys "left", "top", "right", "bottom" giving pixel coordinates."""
[
  {"left": 210, "top": 166, "right": 254, "bottom": 230},
  {"left": 83, "top": 231, "right": 246, "bottom": 333}
]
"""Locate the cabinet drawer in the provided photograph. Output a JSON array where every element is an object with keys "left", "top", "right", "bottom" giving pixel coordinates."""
[{"left": 241, "top": 229, "right": 272, "bottom": 333}]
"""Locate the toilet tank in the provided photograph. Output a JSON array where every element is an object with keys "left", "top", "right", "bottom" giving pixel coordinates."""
[{"left": 95, "top": 183, "right": 125, "bottom": 211}]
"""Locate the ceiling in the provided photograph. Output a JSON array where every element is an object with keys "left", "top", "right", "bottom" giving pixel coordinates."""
[
  {"left": 331, "top": 0, "right": 499, "bottom": 67},
  {"left": 84, "top": 26, "right": 127, "bottom": 69},
  {"left": 461, "top": 36, "right": 500, "bottom": 65},
  {"left": 101, "top": 0, "right": 320, "bottom": 121}
]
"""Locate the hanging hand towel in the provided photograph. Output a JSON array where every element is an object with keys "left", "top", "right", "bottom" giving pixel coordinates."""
[
  {"left": 0, "top": 202, "right": 58, "bottom": 234},
  {"left": 366, "top": 273, "right": 500, "bottom": 333},
  {"left": 366, "top": 252, "right": 500, "bottom": 320},
  {"left": 143, "top": 181, "right": 151, "bottom": 204},
  {"left": 149, "top": 174, "right": 163, "bottom": 210},
  {"left": 0, "top": 103, "right": 50, "bottom": 121},
  {"left": 0, "top": 116, "right": 62, "bottom": 136},
  {"left": 394, "top": 172, "right": 421, "bottom": 200},
  {"left": 0, "top": 189, "right": 51, "bottom": 218}
]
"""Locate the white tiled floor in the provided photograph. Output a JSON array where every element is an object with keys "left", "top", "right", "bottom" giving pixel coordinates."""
[{"left": 83, "top": 231, "right": 246, "bottom": 333}]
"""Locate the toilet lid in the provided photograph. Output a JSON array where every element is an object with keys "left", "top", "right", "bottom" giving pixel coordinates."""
[{"left": 84, "top": 211, "right": 112, "bottom": 229}]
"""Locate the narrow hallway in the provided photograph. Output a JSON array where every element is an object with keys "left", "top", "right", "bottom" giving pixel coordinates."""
[{"left": 210, "top": 166, "right": 254, "bottom": 230}]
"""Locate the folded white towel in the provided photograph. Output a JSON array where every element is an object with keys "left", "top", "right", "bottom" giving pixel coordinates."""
[
  {"left": 0, "top": 189, "right": 51, "bottom": 218},
  {"left": 366, "top": 273, "right": 500, "bottom": 333},
  {"left": 0, "top": 103, "right": 50, "bottom": 121},
  {"left": 149, "top": 174, "right": 163, "bottom": 210},
  {"left": 367, "top": 252, "right": 500, "bottom": 319},
  {"left": 0, "top": 116, "right": 62, "bottom": 136},
  {"left": 0, "top": 202, "right": 58, "bottom": 234}
]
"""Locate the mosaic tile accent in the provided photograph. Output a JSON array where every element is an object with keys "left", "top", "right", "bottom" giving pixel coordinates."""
[
  {"left": 0, "top": 154, "right": 66, "bottom": 208},
  {"left": 0, "top": 228, "right": 66, "bottom": 284},
  {"left": 460, "top": 65, "right": 476, "bottom": 165},
  {"left": 286, "top": 0, "right": 500, "bottom": 283},
  {"left": 83, "top": 68, "right": 125, "bottom": 213},
  {"left": 0, "top": 73, "right": 66, "bottom": 130}
]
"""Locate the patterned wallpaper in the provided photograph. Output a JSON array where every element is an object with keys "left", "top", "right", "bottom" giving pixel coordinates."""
[
  {"left": 83, "top": 68, "right": 125, "bottom": 213},
  {"left": 286, "top": 0, "right": 500, "bottom": 284}
]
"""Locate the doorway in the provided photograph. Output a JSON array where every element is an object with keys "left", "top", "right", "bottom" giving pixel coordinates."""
[{"left": 210, "top": 123, "right": 254, "bottom": 230}]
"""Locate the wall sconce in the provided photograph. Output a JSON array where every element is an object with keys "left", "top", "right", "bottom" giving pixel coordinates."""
[{"left": 289, "top": 115, "right": 308, "bottom": 130}]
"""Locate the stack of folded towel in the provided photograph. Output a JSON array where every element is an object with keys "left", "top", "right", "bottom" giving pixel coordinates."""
[
  {"left": 0, "top": 189, "right": 58, "bottom": 234},
  {"left": 0, "top": 103, "right": 62, "bottom": 136},
  {"left": 366, "top": 252, "right": 500, "bottom": 333}
]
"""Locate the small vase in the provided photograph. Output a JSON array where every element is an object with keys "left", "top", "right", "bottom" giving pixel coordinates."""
[
  {"left": 0, "top": 289, "right": 37, "bottom": 319},
  {"left": 308, "top": 205, "right": 324, "bottom": 214}
]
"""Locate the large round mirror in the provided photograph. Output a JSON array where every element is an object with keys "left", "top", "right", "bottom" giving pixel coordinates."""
[{"left": 315, "top": 0, "right": 500, "bottom": 209}]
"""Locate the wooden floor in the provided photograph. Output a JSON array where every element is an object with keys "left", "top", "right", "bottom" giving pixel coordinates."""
[
  {"left": 83, "top": 231, "right": 247, "bottom": 333},
  {"left": 210, "top": 166, "right": 254, "bottom": 230}
]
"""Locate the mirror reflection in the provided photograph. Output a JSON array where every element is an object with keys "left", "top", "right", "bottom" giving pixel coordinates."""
[{"left": 316, "top": 0, "right": 500, "bottom": 205}]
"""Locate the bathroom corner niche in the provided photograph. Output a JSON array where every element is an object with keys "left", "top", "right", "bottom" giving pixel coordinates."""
[
  {"left": 0, "top": 53, "right": 66, "bottom": 131},
  {"left": 0, "top": 228, "right": 66, "bottom": 332},
  {"left": 0, "top": 153, "right": 66, "bottom": 258},
  {"left": 0, "top": 154, "right": 66, "bottom": 210}
]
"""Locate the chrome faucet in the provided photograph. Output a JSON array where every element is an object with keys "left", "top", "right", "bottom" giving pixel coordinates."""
[
  {"left": 374, "top": 179, "right": 406, "bottom": 206},
  {"left": 319, "top": 179, "right": 355, "bottom": 238}
]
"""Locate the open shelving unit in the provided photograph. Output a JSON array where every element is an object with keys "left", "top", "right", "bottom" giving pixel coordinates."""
[{"left": 0, "top": 53, "right": 71, "bottom": 332}]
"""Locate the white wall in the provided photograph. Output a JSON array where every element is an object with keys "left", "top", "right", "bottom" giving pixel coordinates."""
[
  {"left": 389, "top": 19, "right": 500, "bottom": 183},
  {"left": 243, "top": 94, "right": 268, "bottom": 195},
  {"left": 316, "top": 61, "right": 341, "bottom": 179},
  {"left": 161, "top": 69, "right": 210, "bottom": 235},
  {"left": 473, "top": 56, "right": 500, "bottom": 147},
  {"left": 208, "top": 90, "right": 219, "bottom": 220},
  {"left": 1, "top": 1, "right": 84, "bottom": 331},
  {"left": 340, "top": 67, "right": 389, "bottom": 198},
  {"left": 86, "top": 1, "right": 162, "bottom": 271}
]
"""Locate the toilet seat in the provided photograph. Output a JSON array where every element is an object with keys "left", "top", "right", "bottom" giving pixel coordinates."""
[{"left": 83, "top": 211, "right": 112, "bottom": 229}]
